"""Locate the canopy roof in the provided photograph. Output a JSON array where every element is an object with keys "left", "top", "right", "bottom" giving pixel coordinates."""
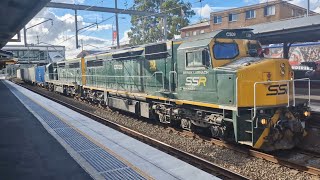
[{"left": 0, "top": 0, "right": 51, "bottom": 49}]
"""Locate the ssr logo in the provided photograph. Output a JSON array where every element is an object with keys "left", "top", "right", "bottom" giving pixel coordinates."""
[
  {"left": 266, "top": 84, "right": 288, "bottom": 96},
  {"left": 149, "top": 60, "right": 157, "bottom": 71},
  {"left": 185, "top": 77, "right": 207, "bottom": 86}
]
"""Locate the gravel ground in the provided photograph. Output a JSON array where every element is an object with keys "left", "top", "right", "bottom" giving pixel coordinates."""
[{"left": 17, "top": 81, "right": 320, "bottom": 180}]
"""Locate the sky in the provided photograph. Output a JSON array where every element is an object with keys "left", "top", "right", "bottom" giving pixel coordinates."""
[{"left": 8, "top": 0, "right": 320, "bottom": 58}]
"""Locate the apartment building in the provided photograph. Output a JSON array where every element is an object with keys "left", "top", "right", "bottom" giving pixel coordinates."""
[
  {"left": 180, "top": 21, "right": 211, "bottom": 38},
  {"left": 181, "top": 0, "right": 308, "bottom": 38}
]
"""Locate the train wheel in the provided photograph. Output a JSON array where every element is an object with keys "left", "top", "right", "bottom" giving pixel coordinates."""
[{"left": 181, "top": 118, "right": 194, "bottom": 131}]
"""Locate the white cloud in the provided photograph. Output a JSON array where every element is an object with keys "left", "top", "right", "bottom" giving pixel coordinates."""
[
  {"left": 259, "top": 0, "right": 320, "bottom": 13},
  {"left": 193, "top": 4, "right": 236, "bottom": 18},
  {"left": 291, "top": 0, "right": 320, "bottom": 12},
  {"left": 195, "top": 4, "right": 213, "bottom": 18},
  {"left": 7, "top": 8, "right": 113, "bottom": 59},
  {"left": 120, "top": 30, "right": 131, "bottom": 44}
]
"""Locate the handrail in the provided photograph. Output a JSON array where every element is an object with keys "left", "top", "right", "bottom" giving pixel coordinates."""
[
  {"left": 169, "top": 71, "right": 177, "bottom": 92},
  {"left": 236, "top": 77, "right": 238, "bottom": 117},
  {"left": 253, "top": 78, "right": 310, "bottom": 120}
]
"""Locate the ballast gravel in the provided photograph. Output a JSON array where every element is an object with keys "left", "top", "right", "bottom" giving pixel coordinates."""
[{"left": 20, "top": 82, "right": 320, "bottom": 180}]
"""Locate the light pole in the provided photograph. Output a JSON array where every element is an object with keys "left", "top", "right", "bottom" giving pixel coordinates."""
[
  {"left": 115, "top": 0, "right": 120, "bottom": 49},
  {"left": 307, "top": 0, "right": 310, "bottom": 17}
]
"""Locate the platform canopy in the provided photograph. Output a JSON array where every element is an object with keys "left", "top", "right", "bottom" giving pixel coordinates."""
[
  {"left": 0, "top": 0, "right": 51, "bottom": 49},
  {"left": 249, "top": 15, "right": 320, "bottom": 45}
]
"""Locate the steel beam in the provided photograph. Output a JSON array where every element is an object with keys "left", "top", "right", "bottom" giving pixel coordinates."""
[{"left": 46, "top": 2, "right": 166, "bottom": 17}]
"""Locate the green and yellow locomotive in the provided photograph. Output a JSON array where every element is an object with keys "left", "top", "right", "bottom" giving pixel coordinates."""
[{"left": 45, "top": 29, "right": 311, "bottom": 151}]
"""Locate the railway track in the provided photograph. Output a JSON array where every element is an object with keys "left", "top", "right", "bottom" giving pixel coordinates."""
[
  {"left": 166, "top": 127, "right": 320, "bottom": 176},
  {"left": 13, "top": 81, "right": 248, "bottom": 180},
  {"left": 14, "top": 80, "right": 320, "bottom": 177}
]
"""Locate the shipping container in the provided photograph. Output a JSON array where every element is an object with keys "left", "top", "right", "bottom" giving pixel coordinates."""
[{"left": 35, "top": 66, "right": 46, "bottom": 84}]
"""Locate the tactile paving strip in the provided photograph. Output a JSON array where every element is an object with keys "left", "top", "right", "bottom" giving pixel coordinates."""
[
  {"left": 55, "top": 128, "right": 82, "bottom": 138},
  {"left": 101, "top": 168, "right": 146, "bottom": 180},
  {"left": 79, "top": 148, "right": 128, "bottom": 172},
  {"left": 11, "top": 88, "right": 146, "bottom": 180},
  {"left": 64, "top": 136, "right": 100, "bottom": 152}
]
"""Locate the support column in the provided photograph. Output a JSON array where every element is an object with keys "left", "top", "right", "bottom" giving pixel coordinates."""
[
  {"left": 307, "top": 0, "right": 310, "bottom": 17},
  {"left": 115, "top": 0, "right": 120, "bottom": 49},
  {"left": 75, "top": 9, "right": 79, "bottom": 49},
  {"left": 23, "top": 27, "right": 27, "bottom": 47},
  {"left": 283, "top": 42, "right": 292, "bottom": 59},
  {"left": 283, "top": 42, "right": 289, "bottom": 59},
  {"left": 163, "top": 16, "right": 167, "bottom": 41}
]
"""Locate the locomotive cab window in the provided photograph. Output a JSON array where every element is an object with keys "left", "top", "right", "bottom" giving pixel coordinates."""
[
  {"left": 247, "top": 41, "right": 262, "bottom": 57},
  {"left": 213, "top": 42, "right": 239, "bottom": 59},
  {"left": 186, "top": 49, "right": 211, "bottom": 68}
]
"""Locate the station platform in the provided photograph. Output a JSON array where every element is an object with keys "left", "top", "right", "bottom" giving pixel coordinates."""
[
  {"left": 0, "top": 80, "right": 91, "bottom": 180},
  {"left": 1, "top": 80, "right": 218, "bottom": 180}
]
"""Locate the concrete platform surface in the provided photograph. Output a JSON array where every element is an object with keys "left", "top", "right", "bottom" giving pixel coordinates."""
[
  {"left": 0, "top": 80, "right": 92, "bottom": 180},
  {"left": 4, "top": 80, "right": 219, "bottom": 180}
]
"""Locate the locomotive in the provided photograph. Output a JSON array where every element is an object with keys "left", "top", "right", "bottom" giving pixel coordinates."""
[{"left": 18, "top": 29, "right": 311, "bottom": 151}]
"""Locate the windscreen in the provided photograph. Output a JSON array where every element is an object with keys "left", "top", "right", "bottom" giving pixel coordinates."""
[{"left": 213, "top": 43, "right": 239, "bottom": 59}]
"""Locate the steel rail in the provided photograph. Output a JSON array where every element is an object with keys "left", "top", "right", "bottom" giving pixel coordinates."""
[{"left": 13, "top": 81, "right": 248, "bottom": 180}]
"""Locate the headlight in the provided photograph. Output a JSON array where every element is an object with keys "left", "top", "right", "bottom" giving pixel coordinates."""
[
  {"left": 304, "top": 111, "right": 311, "bottom": 117},
  {"left": 280, "top": 63, "right": 286, "bottom": 76},
  {"left": 261, "top": 118, "right": 268, "bottom": 125}
]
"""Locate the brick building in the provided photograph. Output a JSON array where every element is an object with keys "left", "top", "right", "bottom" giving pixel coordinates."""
[
  {"left": 181, "top": 0, "right": 309, "bottom": 38},
  {"left": 180, "top": 21, "right": 210, "bottom": 38}
]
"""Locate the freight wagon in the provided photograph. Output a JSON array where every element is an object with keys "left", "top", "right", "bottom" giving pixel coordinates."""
[{"left": 18, "top": 66, "right": 46, "bottom": 86}]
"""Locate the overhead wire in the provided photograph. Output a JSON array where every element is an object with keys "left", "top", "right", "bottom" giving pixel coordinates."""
[
  {"left": 37, "top": 0, "right": 105, "bottom": 45},
  {"left": 51, "top": 0, "right": 222, "bottom": 47},
  {"left": 78, "top": 0, "right": 291, "bottom": 51},
  {"left": 79, "top": 0, "right": 203, "bottom": 50},
  {"left": 42, "top": 0, "right": 300, "bottom": 53},
  {"left": 43, "top": 0, "right": 201, "bottom": 48},
  {"left": 35, "top": 0, "right": 314, "bottom": 46},
  {"left": 56, "top": 1, "right": 137, "bottom": 46},
  {"left": 61, "top": 0, "right": 208, "bottom": 54}
]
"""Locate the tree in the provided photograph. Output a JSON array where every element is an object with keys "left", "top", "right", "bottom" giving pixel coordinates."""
[{"left": 128, "top": 0, "right": 195, "bottom": 45}]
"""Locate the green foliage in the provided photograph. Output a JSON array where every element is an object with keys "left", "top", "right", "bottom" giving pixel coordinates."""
[{"left": 128, "top": 0, "right": 195, "bottom": 45}]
